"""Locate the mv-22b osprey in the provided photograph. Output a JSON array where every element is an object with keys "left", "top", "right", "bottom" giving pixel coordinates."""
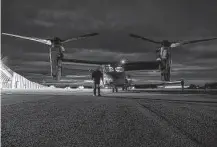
[
  {"left": 2, "top": 32, "right": 161, "bottom": 92},
  {"left": 129, "top": 33, "right": 217, "bottom": 81},
  {"left": 3, "top": 32, "right": 217, "bottom": 90}
]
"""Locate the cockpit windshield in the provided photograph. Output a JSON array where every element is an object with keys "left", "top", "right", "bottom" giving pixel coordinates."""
[
  {"left": 103, "top": 65, "right": 124, "bottom": 73},
  {"left": 115, "top": 66, "right": 124, "bottom": 72}
]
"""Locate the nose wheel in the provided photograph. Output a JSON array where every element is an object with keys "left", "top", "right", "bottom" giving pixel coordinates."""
[{"left": 112, "top": 86, "right": 118, "bottom": 92}]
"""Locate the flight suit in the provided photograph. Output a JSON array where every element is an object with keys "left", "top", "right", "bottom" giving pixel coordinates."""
[{"left": 92, "top": 70, "right": 103, "bottom": 96}]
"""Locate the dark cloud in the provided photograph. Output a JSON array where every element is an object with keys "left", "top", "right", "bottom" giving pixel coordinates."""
[{"left": 2, "top": 0, "right": 217, "bottom": 85}]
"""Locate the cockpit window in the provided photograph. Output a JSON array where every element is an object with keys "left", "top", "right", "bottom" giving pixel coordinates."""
[
  {"left": 115, "top": 66, "right": 124, "bottom": 72},
  {"left": 103, "top": 65, "right": 124, "bottom": 73},
  {"left": 104, "top": 65, "right": 114, "bottom": 72}
]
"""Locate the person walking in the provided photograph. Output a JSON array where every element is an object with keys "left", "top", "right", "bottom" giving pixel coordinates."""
[{"left": 92, "top": 67, "right": 103, "bottom": 96}]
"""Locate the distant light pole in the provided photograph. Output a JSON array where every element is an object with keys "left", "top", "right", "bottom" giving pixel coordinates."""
[{"left": 181, "top": 79, "right": 184, "bottom": 92}]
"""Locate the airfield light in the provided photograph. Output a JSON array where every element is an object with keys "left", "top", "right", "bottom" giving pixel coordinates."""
[{"left": 121, "top": 59, "right": 126, "bottom": 64}]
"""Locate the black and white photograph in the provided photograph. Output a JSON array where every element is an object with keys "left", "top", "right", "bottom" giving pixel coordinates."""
[{"left": 1, "top": 0, "right": 217, "bottom": 146}]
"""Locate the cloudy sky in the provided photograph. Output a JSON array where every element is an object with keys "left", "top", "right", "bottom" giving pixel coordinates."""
[{"left": 1, "top": 0, "right": 217, "bottom": 85}]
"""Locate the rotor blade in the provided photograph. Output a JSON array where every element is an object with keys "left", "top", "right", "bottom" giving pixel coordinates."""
[
  {"left": 129, "top": 33, "right": 161, "bottom": 44},
  {"left": 182, "top": 37, "right": 217, "bottom": 45},
  {"left": 171, "top": 37, "right": 217, "bottom": 48},
  {"left": 170, "top": 37, "right": 217, "bottom": 48},
  {"left": 61, "top": 33, "right": 99, "bottom": 43},
  {"left": 2, "top": 33, "right": 52, "bottom": 45}
]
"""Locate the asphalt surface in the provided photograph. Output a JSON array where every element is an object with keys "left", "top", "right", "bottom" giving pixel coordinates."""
[{"left": 1, "top": 89, "right": 217, "bottom": 147}]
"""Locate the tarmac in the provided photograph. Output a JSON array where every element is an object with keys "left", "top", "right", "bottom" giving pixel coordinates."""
[{"left": 1, "top": 88, "right": 217, "bottom": 147}]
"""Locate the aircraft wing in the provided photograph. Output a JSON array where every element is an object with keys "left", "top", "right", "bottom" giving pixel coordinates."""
[
  {"left": 158, "top": 81, "right": 182, "bottom": 85},
  {"left": 61, "top": 33, "right": 99, "bottom": 43},
  {"left": 129, "top": 33, "right": 161, "bottom": 44},
  {"left": 62, "top": 58, "right": 159, "bottom": 71},
  {"left": 62, "top": 58, "right": 114, "bottom": 65},
  {"left": 2, "top": 33, "right": 52, "bottom": 45},
  {"left": 171, "top": 37, "right": 217, "bottom": 47},
  {"left": 123, "top": 61, "right": 159, "bottom": 71}
]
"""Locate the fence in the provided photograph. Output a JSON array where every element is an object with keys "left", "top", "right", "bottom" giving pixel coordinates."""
[{"left": 0, "top": 62, "right": 47, "bottom": 89}]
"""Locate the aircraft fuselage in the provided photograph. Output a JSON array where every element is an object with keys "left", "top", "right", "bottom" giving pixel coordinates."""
[{"left": 102, "top": 65, "right": 132, "bottom": 91}]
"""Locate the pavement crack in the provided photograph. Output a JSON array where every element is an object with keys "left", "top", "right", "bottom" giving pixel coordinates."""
[{"left": 138, "top": 102, "right": 205, "bottom": 147}]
